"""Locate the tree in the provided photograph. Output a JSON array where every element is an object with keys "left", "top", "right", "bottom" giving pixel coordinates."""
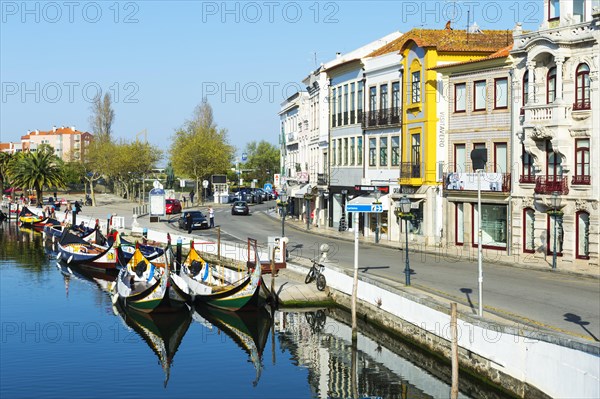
[
  {"left": 89, "top": 93, "right": 115, "bottom": 139},
  {"left": 0, "top": 152, "right": 13, "bottom": 194},
  {"left": 243, "top": 141, "right": 280, "bottom": 186},
  {"left": 6, "top": 145, "right": 66, "bottom": 205},
  {"left": 169, "top": 100, "right": 234, "bottom": 199}
]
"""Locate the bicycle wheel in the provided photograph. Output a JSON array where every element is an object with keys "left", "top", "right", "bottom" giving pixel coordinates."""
[
  {"left": 316, "top": 273, "right": 326, "bottom": 291},
  {"left": 305, "top": 267, "right": 316, "bottom": 284}
]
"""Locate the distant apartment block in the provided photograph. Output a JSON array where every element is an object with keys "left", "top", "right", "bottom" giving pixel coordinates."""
[{"left": 1, "top": 126, "right": 93, "bottom": 162}]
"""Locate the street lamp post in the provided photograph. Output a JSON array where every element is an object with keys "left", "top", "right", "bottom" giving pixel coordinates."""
[
  {"left": 397, "top": 195, "right": 412, "bottom": 286},
  {"left": 548, "top": 191, "right": 562, "bottom": 270},
  {"left": 279, "top": 189, "right": 288, "bottom": 238}
]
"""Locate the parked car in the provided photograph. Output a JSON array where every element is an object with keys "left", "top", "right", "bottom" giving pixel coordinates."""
[
  {"left": 166, "top": 198, "right": 182, "bottom": 214},
  {"left": 231, "top": 201, "right": 249, "bottom": 216},
  {"left": 177, "top": 211, "right": 209, "bottom": 230},
  {"left": 255, "top": 188, "right": 269, "bottom": 201}
]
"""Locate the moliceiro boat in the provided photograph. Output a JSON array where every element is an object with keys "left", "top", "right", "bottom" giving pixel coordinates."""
[
  {"left": 56, "top": 229, "right": 118, "bottom": 268},
  {"left": 176, "top": 243, "right": 265, "bottom": 311},
  {"left": 112, "top": 245, "right": 190, "bottom": 313}
]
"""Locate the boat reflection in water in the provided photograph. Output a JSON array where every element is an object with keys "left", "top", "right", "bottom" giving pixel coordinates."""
[
  {"left": 192, "top": 305, "right": 272, "bottom": 386},
  {"left": 112, "top": 303, "right": 193, "bottom": 387}
]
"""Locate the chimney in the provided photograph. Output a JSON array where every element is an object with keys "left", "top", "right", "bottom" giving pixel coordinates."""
[
  {"left": 26, "top": 130, "right": 31, "bottom": 135},
  {"left": 336, "top": 52, "right": 341, "bottom": 58},
  {"left": 35, "top": 129, "right": 39, "bottom": 135},
  {"left": 71, "top": 126, "right": 76, "bottom": 131},
  {"left": 52, "top": 125, "right": 57, "bottom": 132}
]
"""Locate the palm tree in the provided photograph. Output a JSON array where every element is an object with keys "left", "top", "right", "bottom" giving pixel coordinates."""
[
  {"left": 0, "top": 151, "right": 12, "bottom": 194},
  {"left": 7, "top": 146, "right": 66, "bottom": 205}
]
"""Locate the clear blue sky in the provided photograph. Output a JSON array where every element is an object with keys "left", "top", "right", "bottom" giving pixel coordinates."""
[{"left": 1, "top": 0, "right": 542, "bottom": 162}]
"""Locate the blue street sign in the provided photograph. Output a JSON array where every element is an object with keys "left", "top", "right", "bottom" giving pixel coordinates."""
[
  {"left": 346, "top": 203, "right": 383, "bottom": 213},
  {"left": 242, "top": 152, "right": 247, "bottom": 161},
  {"left": 264, "top": 183, "right": 273, "bottom": 192}
]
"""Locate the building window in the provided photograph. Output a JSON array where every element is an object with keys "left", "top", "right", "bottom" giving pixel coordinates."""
[
  {"left": 380, "top": 84, "right": 388, "bottom": 113},
  {"left": 391, "top": 136, "right": 399, "bottom": 166},
  {"left": 494, "top": 78, "right": 508, "bottom": 109},
  {"left": 332, "top": 88, "right": 337, "bottom": 127},
  {"left": 454, "top": 83, "right": 466, "bottom": 112},
  {"left": 337, "top": 139, "right": 342, "bottom": 166},
  {"left": 522, "top": 71, "right": 529, "bottom": 114},
  {"left": 343, "top": 85, "right": 349, "bottom": 124},
  {"left": 548, "top": 0, "right": 560, "bottom": 20},
  {"left": 474, "top": 80, "right": 486, "bottom": 111},
  {"left": 473, "top": 204, "right": 508, "bottom": 248},
  {"left": 547, "top": 141, "right": 562, "bottom": 179},
  {"left": 576, "top": 211, "right": 590, "bottom": 259},
  {"left": 411, "top": 134, "right": 421, "bottom": 177},
  {"left": 350, "top": 137, "right": 355, "bottom": 165},
  {"left": 357, "top": 137, "right": 363, "bottom": 166},
  {"left": 392, "top": 82, "right": 400, "bottom": 116},
  {"left": 369, "top": 86, "right": 377, "bottom": 112},
  {"left": 547, "top": 67, "right": 556, "bottom": 103},
  {"left": 574, "top": 138, "right": 590, "bottom": 184},
  {"left": 454, "top": 144, "right": 466, "bottom": 172},
  {"left": 456, "top": 203, "right": 464, "bottom": 245},
  {"left": 573, "top": 0, "right": 585, "bottom": 22},
  {"left": 494, "top": 143, "right": 507, "bottom": 173},
  {"left": 547, "top": 213, "right": 563, "bottom": 256},
  {"left": 521, "top": 144, "right": 535, "bottom": 183},
  {"left": 357, "top": 81, "right": 364, "bottom": 120},
  {"left": 343, "top": 138, "right": 348, "bottom": 165},
  {"left": 332, "top": 140, "right": 336, "bottom": 165},
  {"left": 524, "top": 208, "right": 535, "bottom": 253},
  {"left": 575, "top": 64, "right": 590, "bottom": 110},
  {"left": 411, "top": 71, "right": 421, "bottom": 103},
  {"left": 350, "top": 83, "right": 356, "bottom": 123},
  {"left": 380, "top": 137, "right": 388, "bottom": 166},
  {"left": 369, "top": 138, "right": 376, "bottom": 166},
  {"left": 337, "top": 88, "right": 342, "bottom": 125}
]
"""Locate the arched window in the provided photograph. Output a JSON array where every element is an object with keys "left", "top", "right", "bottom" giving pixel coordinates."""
[
  {"left": 576, "top": 211, "right": 590, "bottom": 259},
  {"left": 521, "top": 71, "right": 529, "bottom": 114},
  {"left": 523, "top": 208, "right": 535, "bottom": 253},
  {"left": 575, "top": 64, "right": 590, "bottom": 110},
  {"left": 547, "top": 67, "right": 556, "bottom": 103}
]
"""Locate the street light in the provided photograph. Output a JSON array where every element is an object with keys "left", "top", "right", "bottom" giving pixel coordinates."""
[
  {"left": 548, "top": 191, "right": 563, "bottom": 270},
  {"left": 396, "top": 195, "right": 412, "bottom": 286},
  {"left": 279, "top": 188, "right": 288, "bottom": 238}
]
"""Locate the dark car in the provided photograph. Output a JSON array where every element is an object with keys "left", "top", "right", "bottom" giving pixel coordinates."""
[
  {"left": 177, "top": 211, "right": 209, "bottom": 230},
  {"left": 231, "top": 201, "right": 249, "bottom": 216},
  {"left": 166, "top": 198, "right": 182, "bottom": 214}
]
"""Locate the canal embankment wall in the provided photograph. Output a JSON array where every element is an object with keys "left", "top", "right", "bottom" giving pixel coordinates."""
[
  {"left": 286, "top": 261, "right": 599, "bottom": 399},
  {"left": 125, "top": 224, "right": 599, "bottom": 399}
]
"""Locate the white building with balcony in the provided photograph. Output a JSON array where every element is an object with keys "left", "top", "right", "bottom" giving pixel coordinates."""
[{"left": 511, "top": 0, "right": 600, "bottom": 267}]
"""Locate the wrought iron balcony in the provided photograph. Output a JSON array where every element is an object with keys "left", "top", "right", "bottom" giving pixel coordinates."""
[
  {"left": 573, "top": 100, "right": 591, "bottom": 111},
  {"left": 534, "top": 175, "right": 569, "bottom": 195},
  {"left": 400, "top": 162, "right": 421, "bottom": 179},
  {"left": 519, "top": 174, "right": 536, "bottom": 184},
  {"left": 572, "top": 175, "right": 591, "bottom": 185},
  {"left": 362, "top": 108, "right": 402, "bottom": 129}
]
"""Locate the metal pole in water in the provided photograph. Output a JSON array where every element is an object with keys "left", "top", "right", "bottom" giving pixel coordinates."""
[
  {"left": 351, "top": 212, "right": 359, "bottom": 343},
  {"left": 451, "top": 302, "right": 459, "bottom": 398}
]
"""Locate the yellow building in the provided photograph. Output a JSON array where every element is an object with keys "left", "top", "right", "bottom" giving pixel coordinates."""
[{"left": 369, "top": 27, "right": 514, "bottom": 245}]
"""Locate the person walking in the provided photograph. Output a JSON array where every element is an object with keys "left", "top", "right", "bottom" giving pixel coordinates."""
[
  {"left": 208, "top": 206, "right": 215, "bottom": 228},
  {"left": 185, "top": 212, "right": 193, "bottom": 234},
  {"left": 189, "top": 190, "right": 195, "bottom": 206}
]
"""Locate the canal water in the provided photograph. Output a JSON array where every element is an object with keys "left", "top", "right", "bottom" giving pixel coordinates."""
[{"left": 0, "top": 224, "right": 509, "bottom": 399}]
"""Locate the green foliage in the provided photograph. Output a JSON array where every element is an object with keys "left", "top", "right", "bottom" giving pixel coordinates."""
[
  {"left": 242, "top": 140, "right": 280, "bottom": 185},
  {"left": 62, "top": 161, "right": 86, "bottom": 186},
  {"left": 6, "top": 146, "right": 66, "bottom": 204},
  {"left": 169, "top": 100, "right": 234, "bottom": 194},
  {"left": 0, "top": 151, "right": 13, "bottom": 193}
]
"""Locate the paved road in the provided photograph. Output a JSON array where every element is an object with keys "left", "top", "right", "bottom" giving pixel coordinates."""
[
  {"left": 72, "top": 196, "right": 599, "bottom": 342},
  {"left": 183, "top": 201, "right": 600, "bottom": 342}
]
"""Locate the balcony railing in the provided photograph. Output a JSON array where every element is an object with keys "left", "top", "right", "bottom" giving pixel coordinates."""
[
  {"left": 572, "top": 175, "right": 591, "bottom": 185},
  {"left": 362, "top": 108, "right": 402, "bottom": 129},
  {"left": 400, "top": 162, "right": 421, "bottom": 179},
  {"left": 519, "top": 174, "right": 536, "bottom": 184},
  {"left": 534, "top": 175, "right": 569, "bottom": 195},
  {"left": 573, "top": 100, "right": 591, "bottom": 111},
  {"left": 523, "top": 103, "right": 570, "bottom": 124}
]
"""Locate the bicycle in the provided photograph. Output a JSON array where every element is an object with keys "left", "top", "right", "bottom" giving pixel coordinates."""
[{"left": 305, "top": 259, "right": 326, "bottom": 291}]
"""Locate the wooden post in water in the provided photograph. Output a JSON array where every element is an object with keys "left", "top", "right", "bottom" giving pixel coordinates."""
[
  {"left": 451, "top": 302, "right": 459, "bottom": 399},
  {"left": 217, "top": 227, "right": 221, "bottom": 266},
  {"left": 270, "top": 246, "right": 276, "bottom": 304}
]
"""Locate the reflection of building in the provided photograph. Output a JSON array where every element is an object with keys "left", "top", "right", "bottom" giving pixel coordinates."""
[
  {"left": 275, "top": 310, "right": 460, "bottom": 399},
  {"left": 436, "top": 45, "right": 513, "bottom": 251},
  {"left": 511, "top": 0, "right": 599, "bottom": 266}
]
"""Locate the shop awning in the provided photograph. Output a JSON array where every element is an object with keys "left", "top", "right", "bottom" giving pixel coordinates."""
[
  {"left": 291, "top": 184, "right": 312, "bottom": 199},
  {"left": 348, "top": 193, "right": 389, "bottom": 211}
]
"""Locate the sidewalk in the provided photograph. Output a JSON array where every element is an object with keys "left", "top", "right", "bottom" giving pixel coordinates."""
[{"left": 271, "top": 209, "right": 600, "bottom": 279}]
